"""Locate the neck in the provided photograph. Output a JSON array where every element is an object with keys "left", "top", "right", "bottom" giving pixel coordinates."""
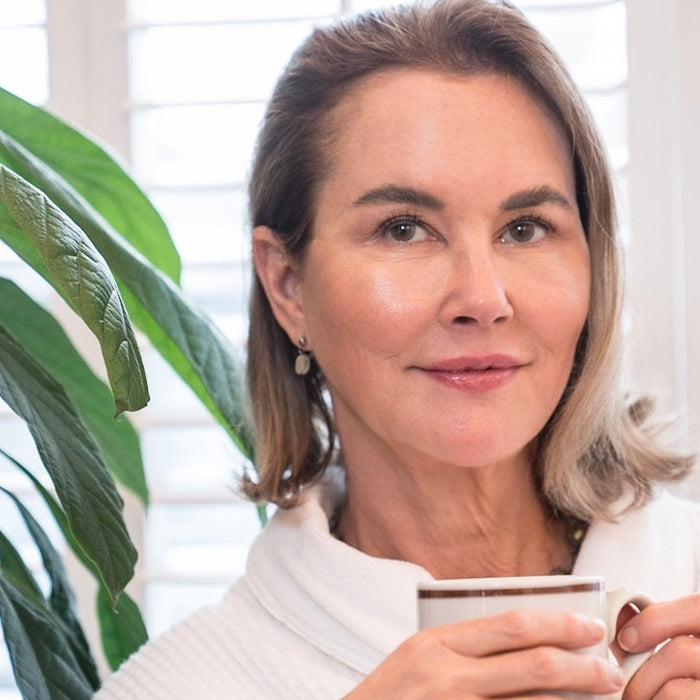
[{"left": 335, "top": 451, "right": 573, "bottom": 580}]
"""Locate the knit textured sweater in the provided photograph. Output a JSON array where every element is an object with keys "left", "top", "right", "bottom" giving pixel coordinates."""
[{"left": 95, "top": 486, "right": 700, "bottom": 699}]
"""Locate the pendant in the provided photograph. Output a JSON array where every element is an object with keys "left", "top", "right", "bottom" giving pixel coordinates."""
[{"left": 295, "top": 352, "right": 311, "bottom": 376}]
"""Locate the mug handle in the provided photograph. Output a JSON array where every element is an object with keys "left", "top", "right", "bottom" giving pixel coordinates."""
[{"left": 605, "top": 589, "right": 655, "bottom": 689}]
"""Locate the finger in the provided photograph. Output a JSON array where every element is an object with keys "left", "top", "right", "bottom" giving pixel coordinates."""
[
  {"left": 617, "top": 594, "right": 700, "bottom": 652},
  {"left": 457, "top": 645, "right": 624, "bottom": 697},
  {"left": 654, "top": 678, "right": 700, "bottom": 699},
  {"left": 437, "top": 609, "right": 606, "bottom": 657},
  {"left": 610, "top": 603, "right": 642, "bottom": 662},
  {"left": 622, "top": 635, "right": 700, "bottom": 700}
]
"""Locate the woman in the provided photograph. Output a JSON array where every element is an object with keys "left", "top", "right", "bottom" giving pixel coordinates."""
[{"left": 97, "top": 1, "right": 700, "bottom": 698}]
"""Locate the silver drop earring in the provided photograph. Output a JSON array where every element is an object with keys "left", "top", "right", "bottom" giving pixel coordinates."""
[{"left": 294, "top": 336, "right": 311, "bottom": 376}]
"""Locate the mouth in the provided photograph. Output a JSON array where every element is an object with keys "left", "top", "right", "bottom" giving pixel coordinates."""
[
  {"left": 416, "top": 355, "right": 525, "bottom": 392},
  {"left": 420, "top": 354, "right": 524, "bottom": 373}
]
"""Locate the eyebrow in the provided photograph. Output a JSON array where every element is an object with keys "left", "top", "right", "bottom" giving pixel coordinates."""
[
  {"left": 353, "top": 185, "right": 444, "bottom": 210},
  {"left": 500, "top": 186, "right": 573, "bottom": 212},
  {"left": 352, "top": 183, "right": 573, "bottom": 213}
]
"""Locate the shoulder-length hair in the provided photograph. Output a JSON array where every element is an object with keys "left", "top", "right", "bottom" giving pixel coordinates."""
[{"left": 243, "top": 0, "right": 693, "bottom": 517}]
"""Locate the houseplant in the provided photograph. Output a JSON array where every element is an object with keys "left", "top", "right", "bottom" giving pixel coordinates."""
[{"left": 0, "top": 86, "right": 254, "bottom": 698}]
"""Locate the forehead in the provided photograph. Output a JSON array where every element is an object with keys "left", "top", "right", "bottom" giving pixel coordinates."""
[
  {"left": 328, "top": 67, "right": 567, "bottom": 148},
  {"left": 317, "top": 68, "right": 574, "bottom": 207}
]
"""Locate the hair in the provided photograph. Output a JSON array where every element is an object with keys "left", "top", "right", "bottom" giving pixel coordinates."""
[{"left": 243, "top": 0, "right": 693, "bottom": 518}]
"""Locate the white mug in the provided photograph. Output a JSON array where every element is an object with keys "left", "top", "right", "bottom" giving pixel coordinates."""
[{"left": 417, "top": 575, "right": 654, "bottom": 700}]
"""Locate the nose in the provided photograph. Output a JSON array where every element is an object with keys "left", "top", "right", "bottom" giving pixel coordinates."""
[{"left": 440, "top": 243, "right": 513, "bottom": 327}]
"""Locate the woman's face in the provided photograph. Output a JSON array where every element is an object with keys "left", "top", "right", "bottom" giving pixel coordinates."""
[{"left": 286, "top": 70, "right": 590, "bottom": 473}]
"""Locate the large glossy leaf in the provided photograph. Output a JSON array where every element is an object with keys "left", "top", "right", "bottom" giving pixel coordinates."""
[
  {"left": 0, "top": 164, "right": 149, "bottom": 415},
  {"left": 0, "top": 86, "right": 180, "bottom": 283},
  {"left": 0, "top": 133, "right": 253, "bottom": 458},
  {"left": 0, "top": 449, "right": 78, "bottom": 565},
  {"left": 0, "top": 325, "right": 136, "bottom": 600},
  {"left": 96, "top": 586, "right": 148, "bottom": 671},
  {"left": 0, "top": 278, "right": 147, "bottom": 503},
  {"left": 0, "top": 450, "right": 88, "bottom": 569},
  {"left": 0, "top": 577, "right": 93, "bottom": 700},
  {"left": 0, "top": 450, "right": 149, "bottom": 668},
  {"left": 0, "top": 529, "right": 44, "bottom": 607},
  {"left": 0, "top": 488, "right": 100, "bottom": 689}
]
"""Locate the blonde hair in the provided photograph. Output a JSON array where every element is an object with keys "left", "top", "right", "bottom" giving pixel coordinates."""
[{"left": 244, "top": 0, "right": 693, "bottom": 516}]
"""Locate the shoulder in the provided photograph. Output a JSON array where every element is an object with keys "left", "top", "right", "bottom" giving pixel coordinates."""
[
  {"left": 600, "top": 488, "right": 700, "bottom": 534},
  {"left": 627, "top": 489, "right": 700, "bottom": 529},
  {"left": 95, "top": 574, "right": 361, "bottom": 700},
  {"left": 577, "top": 489, "right": 700, "bottom": 599},
  {"left": 94, "top": 579, "right": 264, "bottom": 699}
]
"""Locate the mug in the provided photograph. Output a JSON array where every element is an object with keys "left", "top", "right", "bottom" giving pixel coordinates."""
[{"left": 417, "top": 575, "right": 654, "bottom": 700}]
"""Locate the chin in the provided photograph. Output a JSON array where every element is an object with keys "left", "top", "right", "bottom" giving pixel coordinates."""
[{"left": 419, "top": 442, "right": 526, "bottom": 472}]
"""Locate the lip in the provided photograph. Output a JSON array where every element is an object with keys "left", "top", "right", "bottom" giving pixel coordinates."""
[{"left": 415, "top": 354, "right": 525, "bottom": 393}]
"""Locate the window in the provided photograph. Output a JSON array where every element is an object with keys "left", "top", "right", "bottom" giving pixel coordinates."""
[
  {"left": 121, "top": 0, "right": 340, "bottom": 642},
  {"left": 0, "top": 4, "right": 54, "bottom": 697},
  {"left": 0, "top": 2, "right": 48, "bottom": 105}
]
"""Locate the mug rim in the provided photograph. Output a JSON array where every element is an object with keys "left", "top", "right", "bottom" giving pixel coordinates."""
[{"left": 418, "top": 575, "right": 604, "bottom": 598}]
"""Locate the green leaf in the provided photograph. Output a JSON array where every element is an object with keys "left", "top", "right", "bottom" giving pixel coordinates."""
[
  {"left": 0, "top": 576, "right": 93, "bottom": 700},
  {"left": 0, "top": 324, "right": 136, "bottom": 600},
  {"left": 117, "top": 283, "right": 253, "bottom": 458},
  {"left": 0, "top": 450, "right": 149, "bottom": 670},
  {"left": 0, "top": 132, "right": 253, "bottom": 458},
  {"left": 0, "top": 165, "right": 149, "bottom": 415},
  {"left": 96, "top": 586, "right": 148, "bottom": 671},
  {"left": 0, "top": 85, "right": 180, "bottom": 283},
  {"left": 0, "top": 449, "right": 91, "bottom": 574},
  {"left": 0, "top": 529, "right": 44, "bottom": 608},
  {"left": 0, "top": 488, "right": 100, "bottom": 689},
  {"left": 0, "top": 278, "right": 148, "bottom": 504},
  {"left": 0, "top": 199, "right": 50, "bottom": 279}
]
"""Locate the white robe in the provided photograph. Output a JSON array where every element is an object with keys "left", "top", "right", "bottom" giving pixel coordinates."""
[{"left": 95, "top": 486, "right": 700, "bottom": 699}]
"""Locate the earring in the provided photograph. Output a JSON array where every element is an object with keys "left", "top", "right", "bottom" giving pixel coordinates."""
[{"left": 294, "top": 336, "right": 311, "bottom": 376}]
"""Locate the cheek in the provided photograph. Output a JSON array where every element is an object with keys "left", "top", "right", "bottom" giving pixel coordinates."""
[
  {"left": 302, "top": 262, "right": 437, "bottom": 357},
  {"left": 537, "top": 257, "right": 591, "bottom": 355}
]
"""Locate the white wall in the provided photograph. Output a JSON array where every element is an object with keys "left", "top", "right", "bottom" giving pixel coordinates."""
[{"left": 627, "top": 0, "right": 700, "bottom": 486}]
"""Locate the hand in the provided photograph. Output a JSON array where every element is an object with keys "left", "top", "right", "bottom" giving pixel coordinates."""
[
  {"left": 617, "top": 594, "right": 700, "bottom": 699},
  {"left": 342, "top": 610, "right": 624, "bottom": 699}
]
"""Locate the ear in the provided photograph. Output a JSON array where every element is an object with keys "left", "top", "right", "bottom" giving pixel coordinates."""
[{"left": 252, "top": 226, "right": 306, "bottom": 344}]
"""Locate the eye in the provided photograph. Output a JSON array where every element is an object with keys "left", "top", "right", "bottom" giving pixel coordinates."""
[
  {"left": 500, "top": 216, "right": 552, "bottom": 244},
  {"left": 380, "top": 215, "right": 431, "bottom": 243}
]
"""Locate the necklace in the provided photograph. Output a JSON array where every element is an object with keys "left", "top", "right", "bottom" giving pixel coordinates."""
[{"left": 549, "top": 517, "right": 588, "bottom": 575}]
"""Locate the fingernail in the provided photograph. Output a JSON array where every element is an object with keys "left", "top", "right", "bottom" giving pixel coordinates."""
[
  {"left": 607, "top": 664, "right": 625, "bottom": 689},
  {"left": 586, "top": 617, "right": 606, "bottom": 638},
  {"left": 618, "top": 624, "right": 638, "bottom": 652}
]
